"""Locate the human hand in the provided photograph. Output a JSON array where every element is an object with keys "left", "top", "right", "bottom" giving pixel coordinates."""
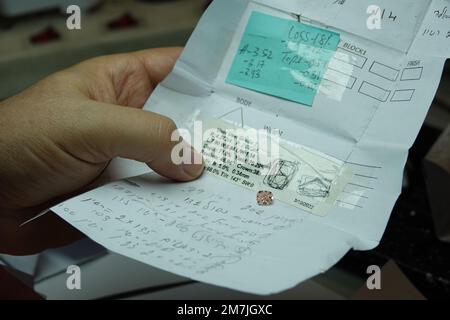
[{"left": 0, "top": 48, "right": 204, "bottom": 255}]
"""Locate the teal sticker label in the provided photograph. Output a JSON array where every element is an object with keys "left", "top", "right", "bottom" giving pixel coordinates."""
[{"left": 226, "top": 11, "right": 340, "bottom": 106}]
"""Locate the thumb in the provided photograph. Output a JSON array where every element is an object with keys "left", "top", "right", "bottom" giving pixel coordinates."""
[{"left": 84, "top": 102, "right": 204, "bottom": 182}]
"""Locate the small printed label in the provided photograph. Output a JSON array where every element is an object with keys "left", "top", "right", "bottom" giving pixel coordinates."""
[{"left": 201, "top": 118, "right": 351, "bottom": 216}]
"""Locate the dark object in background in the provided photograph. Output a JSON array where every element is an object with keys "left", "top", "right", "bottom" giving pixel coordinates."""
[
  {"left": 30, "top": 26, "right": 60, "bottom": 44},
  {"left": 107, "top": 12, "right": 139, "bottom": 30},
  {"left": 423, "top": 124, "right": 450, "bottom": 242},
  {"left": 0, "top": 266, "right": 43, "bottom": 300},
  {"left": 352, "top": 260, "right": 425, "bottom": 300}
]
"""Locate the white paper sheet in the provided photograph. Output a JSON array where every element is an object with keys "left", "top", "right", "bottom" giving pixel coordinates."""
[{"left": 51, "top": 0, "right": 449, "bottom": 294}]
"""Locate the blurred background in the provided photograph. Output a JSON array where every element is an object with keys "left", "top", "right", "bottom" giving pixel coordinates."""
[
  {"left": 0, "top": 0, "right": 211, "bottom": 100},
  {"left": 0, "top": 0, "right": 449, "bottom": 300}
]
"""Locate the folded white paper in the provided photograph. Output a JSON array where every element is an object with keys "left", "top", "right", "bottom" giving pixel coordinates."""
[{"left": 52, "top": 0, "right": 449, "bottom": 294}]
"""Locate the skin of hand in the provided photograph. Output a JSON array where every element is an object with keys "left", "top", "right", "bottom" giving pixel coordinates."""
[{"left": 0, "top": 47, "right": 204, "bottom": 255}]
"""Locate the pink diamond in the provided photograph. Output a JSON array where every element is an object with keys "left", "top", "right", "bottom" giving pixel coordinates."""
[{"left": 257, "top": 191, "right": 273, "bottom": 206}]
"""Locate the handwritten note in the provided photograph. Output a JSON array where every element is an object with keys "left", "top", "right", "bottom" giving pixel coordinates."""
[
  {"left": 412, "top": 0, "right": 450, "bottom": 57},
  {"left": 52, "top": 173, "right": 330, "bottom": 294},
  {"left": 226, "top": 11, "right": 340, "bottom": 106}
]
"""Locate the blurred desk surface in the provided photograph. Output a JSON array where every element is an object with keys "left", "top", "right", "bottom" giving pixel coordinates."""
[{"left": 34, "top": 251, "right": 360, "bottom": 300}]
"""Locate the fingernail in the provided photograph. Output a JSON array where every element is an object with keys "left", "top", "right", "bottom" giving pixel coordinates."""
[{"left": 181, "top": 147, "right": 204, "bottom": 178}]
